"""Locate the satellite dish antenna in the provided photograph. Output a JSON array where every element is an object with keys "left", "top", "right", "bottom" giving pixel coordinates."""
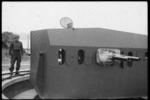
[{"left": 60, "top": 17, "right": 74, "bottom": 29}]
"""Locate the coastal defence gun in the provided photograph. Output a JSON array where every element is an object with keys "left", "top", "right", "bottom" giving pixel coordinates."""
[
  {"left": 96, "top": 48, "right": 141, "bottom": 66},
  {"left": 30, "top": 18, "right": 147, "bottom": 99}
]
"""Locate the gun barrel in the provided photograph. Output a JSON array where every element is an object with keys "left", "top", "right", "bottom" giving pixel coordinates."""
[
  {"left": 126, "top": 56, "right": 140, "bottom": 61},
  {"left": 113, "top": 54, "right": 129, "bottom": 61},
  {"left": 113, "top": 54, "right": 140, "bottom": 61}
]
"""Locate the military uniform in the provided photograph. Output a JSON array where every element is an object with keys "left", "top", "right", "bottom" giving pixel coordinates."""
[{"left": 9, "top": 35, "right": 23, "bottom": 76}]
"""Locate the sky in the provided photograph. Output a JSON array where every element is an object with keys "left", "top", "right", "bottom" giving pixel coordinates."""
[{"left": 2, "top": 2, "right": 147, "bottom": 49}]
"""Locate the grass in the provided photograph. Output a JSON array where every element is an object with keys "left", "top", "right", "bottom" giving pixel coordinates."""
[{"left": 2, "top": 48, "right": 30, "bottom": 71}]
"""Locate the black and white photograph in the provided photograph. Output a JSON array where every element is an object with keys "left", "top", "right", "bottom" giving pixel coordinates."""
[{"left": 2, "top": 1, "right": 147, "bottom": 99}]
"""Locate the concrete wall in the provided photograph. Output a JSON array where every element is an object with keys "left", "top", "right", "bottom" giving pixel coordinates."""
[
  {"left": 30, "top": 28, "right": 147, "bottom": 99},
  {"left": 42, "top": 46, "right": 147, "bottom": 99}
]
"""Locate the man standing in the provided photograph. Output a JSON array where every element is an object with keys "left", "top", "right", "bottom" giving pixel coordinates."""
[{"left": 9, "top": 34, "right": 23, "bottom": 77}]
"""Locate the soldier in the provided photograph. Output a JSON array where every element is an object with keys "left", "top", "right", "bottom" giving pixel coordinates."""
[{"left": 9, "top": 34, "right": 23, "bottom": 77}]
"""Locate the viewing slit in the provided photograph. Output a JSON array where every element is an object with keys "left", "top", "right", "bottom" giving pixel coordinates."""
[
  {"left": 78, "top": 49, "right": 84, "bottom": 64},
  {"left": 127, "top": 51, "right": 133, "bottom": 67},
  {"left": 58, "top": 49, "right": 65, "bottom": 65}
]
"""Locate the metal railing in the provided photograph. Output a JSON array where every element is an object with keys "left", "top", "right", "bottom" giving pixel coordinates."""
[{"left": 2, "top": 69, "right": 30, "bottom": 81}]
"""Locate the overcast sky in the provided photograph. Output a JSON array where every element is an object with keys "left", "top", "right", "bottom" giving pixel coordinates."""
[{"left": 2, "top": 2, "right": 147, "bottom": 48}]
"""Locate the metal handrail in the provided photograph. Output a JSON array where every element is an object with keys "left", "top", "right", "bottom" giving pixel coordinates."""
[
  {"left": 2, "top": 69, "right": 30, "bottom": 81},
  {"left": 2, "top": 69, "right": 30, "bottom": 75}
]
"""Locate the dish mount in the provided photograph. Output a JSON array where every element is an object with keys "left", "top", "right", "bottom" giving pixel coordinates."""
[{"left": 60, "top": 17, "right": 75, "bottom": 29}]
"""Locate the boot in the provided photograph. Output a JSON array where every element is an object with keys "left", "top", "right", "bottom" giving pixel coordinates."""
[{"left": 15, "top": 71, "right": 19, "bottom": 75}]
